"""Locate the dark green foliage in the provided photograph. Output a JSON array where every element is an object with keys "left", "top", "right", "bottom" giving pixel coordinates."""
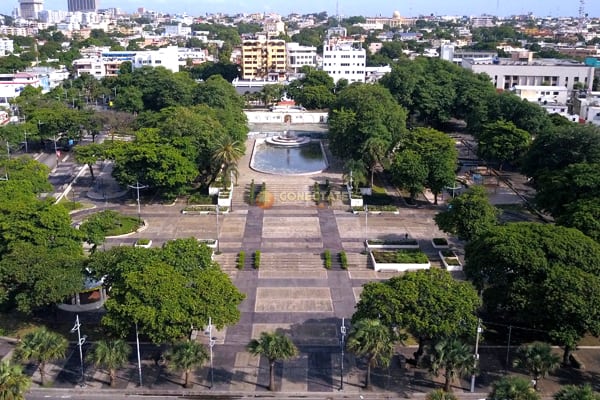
[
  {"left": 323, "top": 249, "right": 331, "bottom": 269},
  {"left": 253, "top": 250, "right": 261, "bottom": 269},
  {"left": 339, "top": 251, "right": 348, "bottom": 269},
  {"left": 465, "top": 223, "right": 600, "bottom": 364},
  {"left": 237, "top": 251, "right": 245, "bottom": 270}
]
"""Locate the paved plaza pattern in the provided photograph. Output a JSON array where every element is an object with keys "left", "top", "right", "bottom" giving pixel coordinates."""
[{"left": 55, "top": 134, "right": 510, "bottom": 397}]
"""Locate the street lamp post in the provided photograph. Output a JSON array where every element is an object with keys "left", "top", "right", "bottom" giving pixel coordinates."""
[
  {"left": 23, "top": 130, "right": 28, "bottom": 153},
  {"left": 470, "top": 319, "right": 482, "bottom": 392},
  {"left": 70, "top": 315, "right": 87, "bottom": 387},
  {"left": 364, "top": 204, "right": 368, "bottom": 244},
  {"left": 135, "top": 322, "right": 143, "bottom": 387},
  {"left": 128, "top": 181, "right": 147, "bottom": 224},
  {"left": 206, "top": 317, "right": 215, "bottom": 389},
  {"left": 215, "top": 205, "right": 220, "bottom": 254},
  {"left": 339, "top": 318, "right": 346, "bottom": 390}
]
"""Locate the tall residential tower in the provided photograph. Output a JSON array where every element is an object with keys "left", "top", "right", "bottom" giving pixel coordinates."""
[
  {"left": 19, "top": 0, "right": 44, "bottom": 20},
  {"left": 67, "top": 0, "right": 98, "bottom": 12}
]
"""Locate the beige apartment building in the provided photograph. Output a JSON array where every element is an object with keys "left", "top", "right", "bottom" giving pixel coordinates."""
[{"left": 241, "top": 39, "right": 287, "bottom": 81}]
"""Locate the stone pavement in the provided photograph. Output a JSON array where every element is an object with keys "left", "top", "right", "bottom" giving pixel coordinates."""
[{"left": 37, "top": 133, "right": 587, "bottom": 399}]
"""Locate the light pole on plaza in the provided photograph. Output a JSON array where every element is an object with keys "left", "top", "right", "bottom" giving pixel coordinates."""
[
  {"left": 70, "top": 315, "right": 87, "bottom": 387},
  {"left": 128, "top": 181, "right": 147, "bottom": 224},
  {"left": 339, "top": 318, "right": 347, "bottom": 390},
  {"left": 364, "top": 204, "right": 368, "bottom": 244},
  {"left": 206, "top": 317, "right": 216, "bottom": 389},
  {"left": 215, "top": 205, "right": 220, "bottom": 254}
]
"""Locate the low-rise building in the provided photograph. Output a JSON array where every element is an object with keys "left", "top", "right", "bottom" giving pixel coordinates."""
[
  {"left": 286, "top": 42, "right": 317, "bottom": 73},
  {"left": 462, "top": 56, "right": 595, "bottom": 91},
  {"left": 0, "top": 37, "right": 14, "bottom": 56},
  {"left": 0, "top": 72, "right": 41, "bottom": 108}
]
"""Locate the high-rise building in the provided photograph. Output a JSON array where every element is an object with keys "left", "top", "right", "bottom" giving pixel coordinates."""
[
  {"left": 68, "top": 0, "right": 97, "bottom": 12},
  {"left": 19, "top": 0, "right": 44, "bottom": 20}
]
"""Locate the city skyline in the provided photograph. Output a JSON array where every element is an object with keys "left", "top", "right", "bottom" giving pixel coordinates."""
[{"left": 2, "top": 0, "right": 600, "bottom": 19}]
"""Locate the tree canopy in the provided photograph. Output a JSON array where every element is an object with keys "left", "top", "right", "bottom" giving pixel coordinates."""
[
  {"left": 465, "top": 223, "right": 600, "bottom": 363},
  {"left": 86, "top": 239, "right": 244, "bottom": 343},
  {"left": 353, "top": 269, "right": 480, "bottom": 361}
]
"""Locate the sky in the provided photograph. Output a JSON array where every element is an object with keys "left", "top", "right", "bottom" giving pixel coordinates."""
[{"left": 2, "top": 0, "right": 599, "bottom": 19}]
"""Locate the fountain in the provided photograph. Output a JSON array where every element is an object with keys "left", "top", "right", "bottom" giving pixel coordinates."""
[{"left": 265, "top": 130, "right": 311, "bottom": 147}]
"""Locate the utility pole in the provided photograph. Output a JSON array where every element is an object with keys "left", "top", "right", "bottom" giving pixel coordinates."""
[{"left": 470, "top": 319, "right": 482, "bottom": 392}]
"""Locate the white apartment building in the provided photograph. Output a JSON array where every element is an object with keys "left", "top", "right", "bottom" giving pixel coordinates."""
[
  {"left": 286, "top": 42, "right": 317, "bottom": 73},
  {"left": 0, "top": 72, "right": 41, "bottom": 108},
  {"left": 462, "top": 58, "right": 595, "bottom": 91},
  {"left": 577, "top": 92, "right": 600, "bottom": 125},
  {"left": 73, "top": 46, "right": 180, "bottom": 79},
  {"left": 470, "top": 15, "right": 495, "bottom": 28},
  {"left": 322, "top": 38, "right": 366, "bottom": 84},
  {"left": 0, "top": 38, "right": 14, "bottom": 56},
  {"left": 164, "top": 23, "right": 192, "bottom": 37}
]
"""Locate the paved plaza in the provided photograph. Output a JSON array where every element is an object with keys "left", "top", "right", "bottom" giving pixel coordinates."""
[{"left": 26, "top": 133, "right": 552, "bottom": 398}]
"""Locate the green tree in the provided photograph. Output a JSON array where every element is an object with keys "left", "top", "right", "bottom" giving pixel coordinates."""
[
  {"left": 13, "top": 327, "right": 67, "bottom": 386},
  {"left": 477, "top": 120, "right": 531, "bottom": 170},
  {"left": 346, "top": 319, "right": 395, "bottom": 389},
  {"left": 554, "top": 385, "right": 600, "bottom": 400},
  {"left": 328, "top": 83, "right": 407, "bottom": 182},
  {"left": 434, "top": 185, "right": 500, "bottom": 241},
  {"left": 167, "top": 340, "right": 208, "bottom": 388},
  {"left": 465, "top": 223, "right": 600, "bottom": 364},
  {"left": 247, "top": 332, "right": 298, "bottom": 391},
  {"left": 534, "top": 162, "right": 600, "bottom": 218},
  {"left": 390, "top": 149, "right": 428, "bottom": 201},
  {"left": 512, "top": 342, "right": 560, "bottom": 390},
  {"left": 489, "top": 376, "right": 540, "bottom": 400},
  {"left": 74, "top": 143, "right": 105, "bottom": 181},
  {"left": 112, "top": 86, "right": 144, "bottom": 113},
  {"left": 556, "top": 199, "right": 600, "bottom": 242},
  {"left": 353, "top": 269, "right": 480, "bottom": 363},
  {"left": 428, "top": 338, "right": 474, "bottom": 392},
  {"left": 0, "top": 157, "right": 51, "bottom": 194},
  {"left": 0, "top": 360, "right": 30, "bottom": 400},
  {"left": 87, "top": 339, "right": 131, "bottom": 387},
  {"left": 86, "top": 240, "right": 244, "bottom": 344},
  {"left": 287, "top": 68, "right": 335, "bottom": 109}
]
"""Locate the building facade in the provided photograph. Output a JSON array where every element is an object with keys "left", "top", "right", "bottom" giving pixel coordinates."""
[
  {"left": 19, "top": 0, "right": 44, "bottom": 20},
  {"left": 462, "top": 58, "right": 595, "bottom": 91},
  {"left": 286, "top": 42, "right": 317, "bottom": 73},
  {"left": 0, "top": 38, "right": 14, "bottom": 56},
  {"left": 241, "top": 39, "right": 287, "bottom": 81},
  {"left": 68, "top": 0, "right": 97, "bottom": 12},
  {"left": 365, "top": 11, "right": 416, "bottom": 28},
  {"left": 322, "top": 38, "right": 366, "bottom": 84},
  {"left": 0, "top": 73, "right": 41, "bottom": 108}
]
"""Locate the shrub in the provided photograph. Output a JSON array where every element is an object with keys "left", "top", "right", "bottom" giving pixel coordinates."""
[
  {"left": 339, "top": 251, "right": 348, "bottom": 269},
  {"left": 249, "top": 179, "right": 255, "bottom": 204},
  {"left": 372, "top": 250, "right": 429, "bottom": 264},
  {"left": 188, "top": 194, "right": 214, "bottom": 205},
  {"left": 136, "top": 238, "right": 150, "bottom": 245},
  {"left": 432, "top": 237, "right": 449, "bottom": 246},
  {"left": 237, "top": 251, "right": 245, "bottom": 270},
  {"left": 444, "top": 257, "right": 461, "bottom": 266},
  {"left": 441, "top": 250, "right": 456, "bottom": 257},
  {"left": 253, "top": 250, "right": 261, "bottom": 269},
  {"left": 324, "top": 249, "right": 332, "bottom": 269}
]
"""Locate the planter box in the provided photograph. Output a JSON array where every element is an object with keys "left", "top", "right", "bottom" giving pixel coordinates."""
[
  {"left": 134, "top": 239, "right": 152, "bottom": 248},
  {"left": 197, "top": 239, "right": 218, "bottom": 249},
  {"left": 218, "top": 196, "right": 232, "bottom": 207},
  {"left": 350, "top": 197, "right": 364, "bottom": 207},
  {"left": 366, "top": 240, "right": 420, "bottom": 250},
  {"left": 431, "top": 238, "right": 449, "bottom": 249},
  {"left": 369, "top": 251, "right": 430, "bottom": 272},
  {"left": 208, "top": 186, "right": 220, "bottom": 196},
  {"left": 439, "top": 250, "right": 462, "bottom": 271}
]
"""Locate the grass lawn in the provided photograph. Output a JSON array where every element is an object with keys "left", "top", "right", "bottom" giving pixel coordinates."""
[
  {"left": 372, "top": 250, "right": 429, "bottom": 264},
  {"left": 79, "top": 210, "right": 142, "bottom": 237}
]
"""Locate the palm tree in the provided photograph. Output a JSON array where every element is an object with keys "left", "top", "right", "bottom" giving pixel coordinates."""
[
  {"left": 428, "top": 337, "right": 474, "bottom": 392},
  {"left": 346, "top": 318, "right": 395, "bottom": 390},
  {"left": 211, "top": 137, "right": 244, "bottom": 187},
  {"left": 426, "top": 389, "right": 458, "bottom": 400},
  {"left": 247, "top": 332, "right": 298, "bottom": 391},
  {"left": 0, "top": 360, "right": 31, "bottom": 400},
  {"left": 362, "top": 137, "right": 388, "bottom": 188},
  {"left": 87, "top": 339, "right": 131, "bottom": 387},
  {"left": 554, "top": 384, "right": 600, "bottom": 400},
  {"left": 12, "top": 327, "right": 67, "bottom": 386},
  {"left": 513, "top": 342, "right": 560, "bottom": 391},
  {"left": 166, "top": 340, "right": 208, "bottom": 389},
  {"left": 489, "top": 375, "right": 540, "bottom": 400}
]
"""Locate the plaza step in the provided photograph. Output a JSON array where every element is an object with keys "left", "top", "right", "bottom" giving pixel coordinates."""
[
  {"left": 345, "top": 252, "right": 370, "bottom": 269},
  {"left": 232, "top": 182, "right": 319, "bottom": 208},
  {"left": 259, "top": 252, "right": 325, "bottom": 269}
]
